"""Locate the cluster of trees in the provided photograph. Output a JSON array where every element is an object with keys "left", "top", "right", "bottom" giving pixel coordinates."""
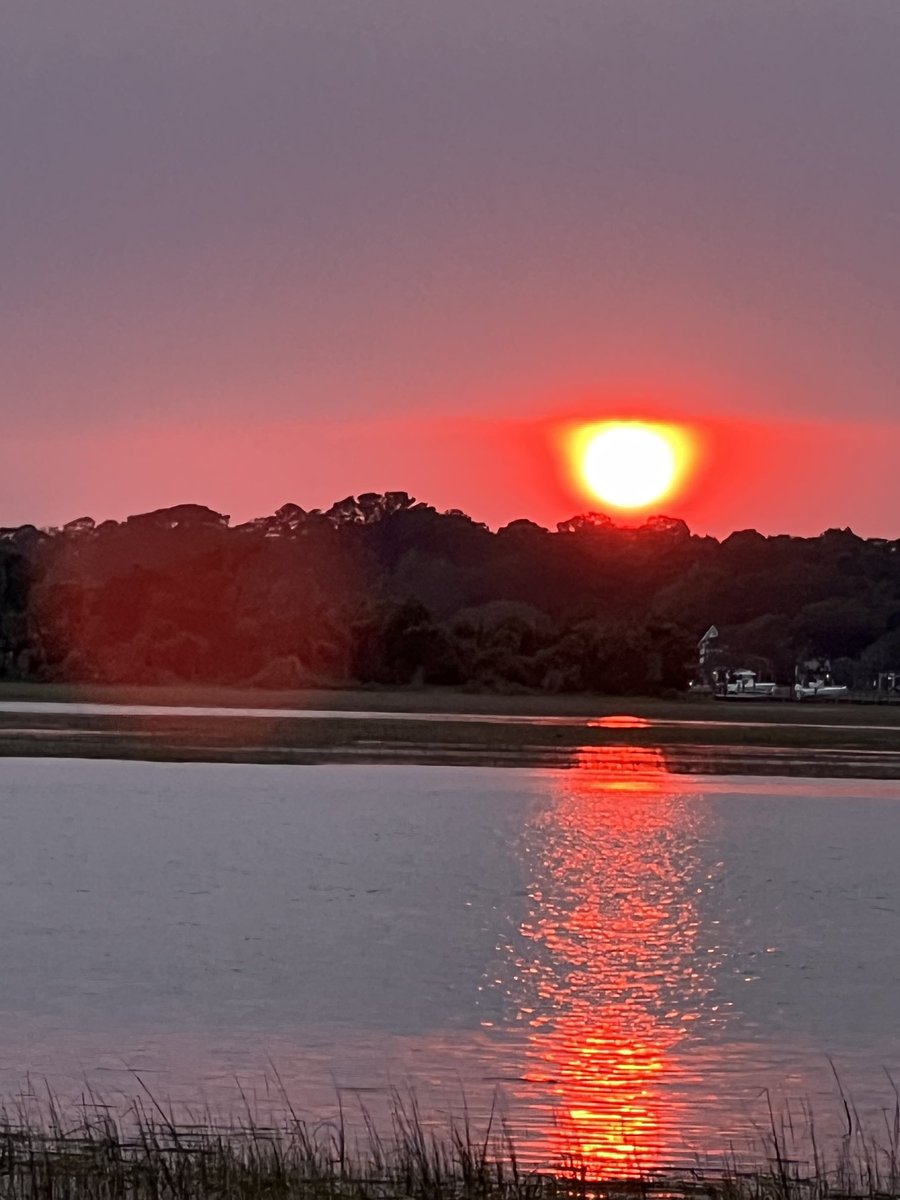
[{"left": 1, "top": 493, "right": 899, "bottom": 695}]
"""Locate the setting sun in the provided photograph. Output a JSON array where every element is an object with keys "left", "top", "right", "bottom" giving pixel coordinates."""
[{"left": 573, "top": 421, "right": 690, "bottom": 510}]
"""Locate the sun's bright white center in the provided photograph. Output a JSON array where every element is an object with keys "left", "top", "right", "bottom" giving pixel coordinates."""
[{"left": 581, "top": 424, "right": 678, "bottom": 509}]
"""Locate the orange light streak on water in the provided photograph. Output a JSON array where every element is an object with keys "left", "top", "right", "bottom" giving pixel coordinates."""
[
  {"left": 508, "top": 746, "right": 713, "bottom": 1170},
  {"left": 589, "top": 716, "right": 652, "bottom": 730}
]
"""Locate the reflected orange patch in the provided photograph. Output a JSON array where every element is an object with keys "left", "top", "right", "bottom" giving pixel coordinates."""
[
  {"left": 565, "top": 744, "right": 668, "bottom": 792},
  {"left": 509, "top": 745, "right": 711, "bottom": 1171},
  {"left": 563, "top": 419, "right": 697, "bottom": 512},
  {"left": 589, "top": 715, "right": 651, "bottom": 730}
]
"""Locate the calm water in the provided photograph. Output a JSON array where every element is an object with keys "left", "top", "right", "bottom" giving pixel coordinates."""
[{"left": 1, "top": 751, "right": 899, "bottom": 1169}]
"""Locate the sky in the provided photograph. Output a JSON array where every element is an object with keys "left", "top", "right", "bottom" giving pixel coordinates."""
[{"left": 2, "top": 1, "right": 899, "bottom": 538}]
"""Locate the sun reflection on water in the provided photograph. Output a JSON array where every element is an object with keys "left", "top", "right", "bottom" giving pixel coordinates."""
[
  {"left": 587, "top": 716, "right": 652, "bottom": 730},
  {"left": 505, "top": 746, "right": 715, "bottom": 1170}
]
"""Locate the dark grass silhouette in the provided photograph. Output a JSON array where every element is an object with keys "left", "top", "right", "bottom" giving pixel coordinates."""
[{"left": 2, "top": 1076, "right": 900, "bottom": 1200}]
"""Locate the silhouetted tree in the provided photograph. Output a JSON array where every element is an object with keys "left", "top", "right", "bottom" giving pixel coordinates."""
[{"left": 1, "top": 493, "right": 898, "bottom": 693}]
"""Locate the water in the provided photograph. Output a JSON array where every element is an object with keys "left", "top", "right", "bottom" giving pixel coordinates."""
[
  {"left": 0, "top": 750, "right": 899, "bottom": 1170},
  {"left": 1, "top": 697, "right": 898, "bottom": 735}
]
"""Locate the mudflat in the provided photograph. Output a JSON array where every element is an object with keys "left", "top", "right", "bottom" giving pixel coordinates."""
[
  {"left": 0, "top": 682, "right": 898, "bottom": 776},
  {"left": 1, "top": 679, "right": 900, "bottom": 723}
]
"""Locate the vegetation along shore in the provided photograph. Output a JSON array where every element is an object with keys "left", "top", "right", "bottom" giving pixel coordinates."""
[
  {"left": 2, "top": 496, "right": 899, "bottom": 699},
  {"left": 1, "top": 1085, "right": 900, "bottom": 1200}
]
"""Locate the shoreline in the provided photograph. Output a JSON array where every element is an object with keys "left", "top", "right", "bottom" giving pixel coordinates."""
[
  {"left": 1, "top": 679, "right": 899, "bottom": 724},
  {"left": 0, "top": 1100, "right": 890, "bottom": 1198},
  {"left": 0, "top": 683, "right": 898, "bottom": 777}
]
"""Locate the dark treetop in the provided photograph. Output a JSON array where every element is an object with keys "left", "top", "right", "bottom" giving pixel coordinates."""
[{"left": 1, "top": 494, "right": 898, "bottom": 695}]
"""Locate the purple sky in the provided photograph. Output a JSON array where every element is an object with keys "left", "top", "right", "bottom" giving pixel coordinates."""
[{"left": 2, "top": 2, "right": 899, "bottom": 536}]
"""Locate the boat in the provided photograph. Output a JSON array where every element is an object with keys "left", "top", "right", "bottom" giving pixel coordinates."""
[
  {"left": 794, "top": 679, "right": 848, "bottom": 701},
  {"left": 793, "top": 660, "right": 848, "bottom": 700},
  {"left": 715, "top": 669, "right": 778, "bottom": 699}
]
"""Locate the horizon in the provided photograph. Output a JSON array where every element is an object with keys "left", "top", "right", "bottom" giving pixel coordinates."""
[
  {"left": 6, "top": 409, "right": 900, "bottom": 540},
  {"left": 8, "top": 489, "right": 894, "bottom": 545}
]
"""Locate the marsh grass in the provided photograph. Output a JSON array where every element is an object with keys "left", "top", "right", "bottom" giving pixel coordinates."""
[{"left": 2, "top": 1077, "right": 900, "bottom": 1200}]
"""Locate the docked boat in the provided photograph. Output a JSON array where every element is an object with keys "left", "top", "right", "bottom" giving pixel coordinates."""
[
  {"left": 794, "top": 679, "right": 848, "bottom": 700},
  {"left": 715, "top": 669, "right": 778, "bottom": 699}
]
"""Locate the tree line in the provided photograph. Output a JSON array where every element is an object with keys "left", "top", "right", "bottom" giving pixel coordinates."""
[{"left": 1, "top": 493, "right": 898, "bottom": 695}]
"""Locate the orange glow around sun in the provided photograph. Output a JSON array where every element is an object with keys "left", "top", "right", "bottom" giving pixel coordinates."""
[{"left": 568, "top": 420, "right": 694, "bottom": 511}]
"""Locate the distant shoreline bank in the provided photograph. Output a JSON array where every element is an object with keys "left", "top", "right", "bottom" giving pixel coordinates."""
[
  {"left": 2, "top": 679, "right": 900, "bottom": 724},
  {"left": 0, "top": 682, "right": 898, "bottom": 778}
]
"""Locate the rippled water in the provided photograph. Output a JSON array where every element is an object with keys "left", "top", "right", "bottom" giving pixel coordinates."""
[{"left": 0, "top": 752, "right": 899, "bottom": 1170}]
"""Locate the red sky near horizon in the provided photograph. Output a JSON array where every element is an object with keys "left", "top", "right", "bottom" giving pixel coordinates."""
[
  {"left": 2, "top": 5, "right": 898, "bottom": 539},
  {"left": 7, "top": 410, "right": 896, "bottom": 541}
]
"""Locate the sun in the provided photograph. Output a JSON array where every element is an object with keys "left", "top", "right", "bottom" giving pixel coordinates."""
[{"left": 575, "top": 421, "right": 687, "bottom": 510}]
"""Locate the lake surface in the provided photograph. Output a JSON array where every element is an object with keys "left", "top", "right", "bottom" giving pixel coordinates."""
[{"left": 1, "top": 751, "right": 899, "bottom": 1171}]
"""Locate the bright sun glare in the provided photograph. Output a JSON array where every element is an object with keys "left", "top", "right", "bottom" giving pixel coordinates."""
[{"left": 577, "top": 421, "right": 686, "bottom": 510}]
